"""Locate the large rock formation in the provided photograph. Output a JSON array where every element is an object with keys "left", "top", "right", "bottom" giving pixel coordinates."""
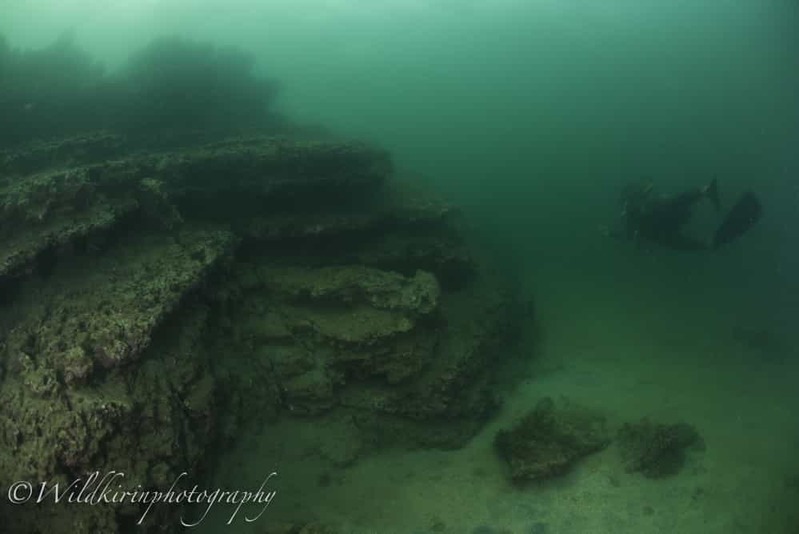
[{"left": 0, "top": 133, "right": 519, "bottom": 532}]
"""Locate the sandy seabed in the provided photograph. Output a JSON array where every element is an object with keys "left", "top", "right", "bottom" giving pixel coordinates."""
[{"left": 202, "top": 251, "right": 799, "bottom": 534}]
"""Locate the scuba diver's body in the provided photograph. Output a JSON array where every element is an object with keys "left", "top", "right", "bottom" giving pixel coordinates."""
[
  {"left": 612, "top": 179, "right": 762, "bottom": 251},
  {"left": 621, "top": 179, "right": 720, "bottom": 251}
]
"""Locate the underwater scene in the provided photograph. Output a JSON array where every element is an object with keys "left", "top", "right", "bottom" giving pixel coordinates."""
[{"left": 1, "top": 1, "right": 798, "bottom": 533}]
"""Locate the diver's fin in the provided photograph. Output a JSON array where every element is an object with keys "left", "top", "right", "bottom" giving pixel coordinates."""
[
  {"left": 712, "top": 191, "right": 762, "bottom": 248},
  {"left": 706, "top": 178, "right": 721, "bottom": 211}
]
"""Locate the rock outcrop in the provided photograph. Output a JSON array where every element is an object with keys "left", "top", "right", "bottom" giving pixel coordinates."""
[{"left": 0, "top": 133, "right": 519, "bottom": 532}]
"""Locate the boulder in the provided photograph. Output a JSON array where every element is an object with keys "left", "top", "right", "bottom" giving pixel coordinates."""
[{"left": 494, "top": 398, "right": 609, "bottom": 482}]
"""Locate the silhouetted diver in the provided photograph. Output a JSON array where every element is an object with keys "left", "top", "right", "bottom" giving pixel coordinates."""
[{"left": 610, "top": 179, "right": 761, "bottom": 251}]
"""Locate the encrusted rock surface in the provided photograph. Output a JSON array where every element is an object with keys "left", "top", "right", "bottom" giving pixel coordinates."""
[
  {"left": 494, "top": 397, "right": 610, "bottom": 483},
  {"left": 617, "top": 418, "right": 705, "bottom": 478},
  {"left": 0, "top": 133, "right": 519, "bottom": 533}
]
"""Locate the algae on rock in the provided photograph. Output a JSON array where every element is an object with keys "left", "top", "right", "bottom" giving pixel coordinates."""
[
  {"left": 494, "top": 397, "right": 610, "bottom": 482},
  {"left": 617, "top": 418, "right": 705, "bottom": 478},
  {"left": 0, "top": 133, "right": 520, "bottom": 533}
]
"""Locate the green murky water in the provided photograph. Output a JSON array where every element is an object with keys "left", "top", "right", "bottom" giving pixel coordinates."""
[{"left": 2, "top": 1, "right": 798, "bottom": 533}]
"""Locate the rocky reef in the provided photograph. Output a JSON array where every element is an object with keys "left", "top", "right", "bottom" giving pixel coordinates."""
[{"left": 0, "top": 132, "right": 519, "bottom": 532}]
